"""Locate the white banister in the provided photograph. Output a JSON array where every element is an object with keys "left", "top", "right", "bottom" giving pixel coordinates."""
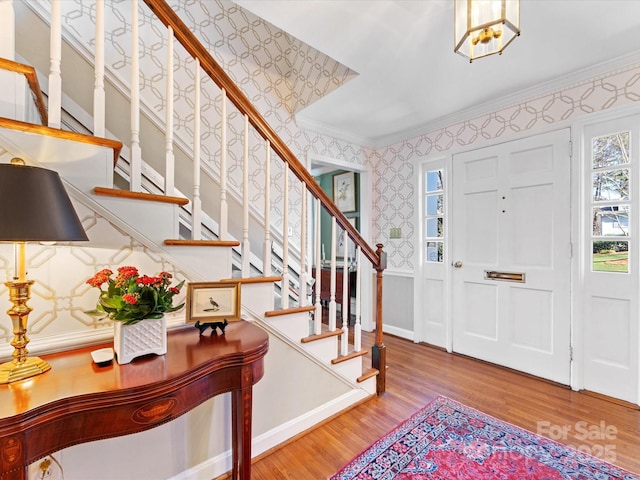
[
  {"left": 281, "top": 162, "right": 290, "bottom": 309},
  {"left": 129, "top": 0, "right": 142, "bottom": 191},
  {"left": 341, "top": 231, "right": 349, "bottom": 355},
  {"left": 314, "top": 200, "right": 322, "bottom": 335},
  {"left": 48, "top": 0, "right": 61, "bottom": 129},
  {"left": 93, "top": 0, "right": 105, "bottom": 137},
  {"left": 164, "top": 26, "right": 175, "bottom": 196},
  {"left": 299, "top": 187, "right": 307, "bottom": 306},
  {"left": 241, "top": 114, "right": 250, "bottom": 276},
  {"left": 263, "top": 141, "right": 272, "bottom": 275},
  {"left": 219, "top": 89, "right": 228, "bottom": 240},
  {"left": 354, "top": 245, "right": 362, "bottom": 352},
  {"left": 192, "top": 58, "right": 202, "bottom": 240},
  {"left": 329, "top": 216, "right": 337, "bottom": 331}
]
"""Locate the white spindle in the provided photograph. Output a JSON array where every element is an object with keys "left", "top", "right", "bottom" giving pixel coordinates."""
[
  {"left": 329, "top": 216, "right": 337, "bottom": 331},
  {"left": 219, "top": 90, "right": 228, "bottom": 239},
  {"left": 281, "top": 163, "right": 290, "bottom": 309},
  {"left": 263, "top": 141, "right": 272, "bottom": 275},
  {"left": 48, "top": 0, "right": 62, "bottom": 128},
  {"left": 129, "top": 0, "right": 142, "bottom": 191},
  {"left": 314, "top": 200, "right": 322, "bottom": 335},
  {"left": 192, "top": 59, "right": 202, "bottom": 239},
  {"left": 241, "top": 114, "right": 250, "bottom": 276},
  {"left": 341, "top": 229, "right": 349, "bottom": 354},
  {"left": 93, "top": 0, "right": 105, "bottom": 137},
  {"left": 164, "top": 26, "right": 175, "bottom": 196},
  {"left": 299, "top": 187, "right": 307, "bottom": 306},
  {"left": 354, "top": 245, "right": 362, "bottom": 351}
]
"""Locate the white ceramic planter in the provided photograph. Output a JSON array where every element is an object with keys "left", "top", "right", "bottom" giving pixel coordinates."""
[{"left": 113, "top": 316, "right": 167, "bottom": 364}]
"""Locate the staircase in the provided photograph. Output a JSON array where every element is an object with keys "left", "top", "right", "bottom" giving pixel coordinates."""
[{"left": 0, "top": 2, "right": 386, "bottom": 477}]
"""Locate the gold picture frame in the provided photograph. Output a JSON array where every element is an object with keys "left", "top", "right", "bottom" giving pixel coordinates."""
[{"left": 186, "top": 281, "right": 242, "bottom": 323}]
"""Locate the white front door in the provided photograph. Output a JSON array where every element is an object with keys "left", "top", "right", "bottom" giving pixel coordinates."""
[
  {"left": 451, "top": 129, "right": 572, "bottom": 384},
  {"left": 582, "top": 115, "right": 639, "bottom": 404}
]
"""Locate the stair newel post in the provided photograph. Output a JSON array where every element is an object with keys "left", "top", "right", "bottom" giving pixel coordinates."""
[
  {"left": 354, "top": 245, "right": 362, "bottom": 352},
  {"left": 219, "top": 89, "right": 228, "bottom": 240},
  {"left": 241, "top": 114, "right": 250, "bottom": 276},
  {"left": 341, "top": 227, "right": 349, "bottom": 355},
  {"left": 93, "top": 0, "right": 105, "bottom": 137},
  {"left": 129, "top": 0, "right": 142, "bottom": 192},
  {"left": 48, "top": 0, "right": 62, "bottom": 129},
  {"left": 192, "top": 58, "right": 202, "bottom": 239},
  {"left": 299, "top": 187, "right": 307, "bottom": 306},
  {"left": 164, "top": 25, "right": 175, "bottom": 196},
  {"left": 281, "top": 162, "right": 290, "bottom": 309},
  {"left": 373, "top": 243, "right": 387, "bottom": 395},
  {"left": 329, "top": 216, "right": 337, "bottom": 331},
  {"left": 314, "top": 199, "right": 322, "bottom": 335},
  {"left": 263, "top": 140, "right": 272, "bottom": 275}
]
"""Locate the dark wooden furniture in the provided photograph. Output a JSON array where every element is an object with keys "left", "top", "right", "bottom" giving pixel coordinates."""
[
  {"left": 0, "top": 321, "right": 268, "bottom": 480},
  {"left": 311, "top": 266, "right": 356, "bottom": 321}
]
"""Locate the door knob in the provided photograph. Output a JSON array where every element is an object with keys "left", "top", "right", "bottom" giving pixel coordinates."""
[{"left": 452, "top": 261, "right": 463, "bottom": 268}]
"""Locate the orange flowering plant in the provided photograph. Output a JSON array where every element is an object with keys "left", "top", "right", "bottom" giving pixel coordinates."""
[{"left": 86, "top": 266, "right": 185, "bottom": 325}]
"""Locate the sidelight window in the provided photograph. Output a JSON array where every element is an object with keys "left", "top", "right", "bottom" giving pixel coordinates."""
[{"left": 424, "top": 169, "right": 444, "bottom": 263}]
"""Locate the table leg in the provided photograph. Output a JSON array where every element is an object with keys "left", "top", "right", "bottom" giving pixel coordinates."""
[{"left": 231, "top": 384, "right": 253, "bottom": 480}]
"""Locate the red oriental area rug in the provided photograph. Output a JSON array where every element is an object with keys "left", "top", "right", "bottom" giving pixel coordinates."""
[{"left": 330, "top": 396, "right": 640, "bottom": 480}]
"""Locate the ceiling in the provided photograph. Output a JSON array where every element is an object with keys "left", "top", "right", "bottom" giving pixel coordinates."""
[{"left": 234, "top": 0, "right": 640, "bottom": 148}]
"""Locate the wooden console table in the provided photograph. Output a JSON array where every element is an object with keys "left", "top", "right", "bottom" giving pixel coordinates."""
[{"left": 0, "top": 321, "right": 268, "bottom": 480}]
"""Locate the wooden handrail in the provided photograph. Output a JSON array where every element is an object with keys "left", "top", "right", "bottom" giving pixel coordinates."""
[
  {"left": 0, "top": 58, "right": 48, "bottom": 126},
  {"left": 142, "top": 0, "right": 387, "bottom": 394},
  {"left": 142, "top": 0, "right": 380, "bottom": 269}
]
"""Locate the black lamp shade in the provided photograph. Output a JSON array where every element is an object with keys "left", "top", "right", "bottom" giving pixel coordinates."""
[{"left": 0, "top": 163, "right": 88, "bottom": 242}]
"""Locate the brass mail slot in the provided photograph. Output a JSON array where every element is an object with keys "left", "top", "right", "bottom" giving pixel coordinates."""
[{"left": 484, "top": 270, "right": 526, "bottom": 283}]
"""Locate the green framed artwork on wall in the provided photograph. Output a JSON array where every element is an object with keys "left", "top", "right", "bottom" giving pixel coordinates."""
[{"left": 333, "top": 171, "right": 356, "bottom": 213}]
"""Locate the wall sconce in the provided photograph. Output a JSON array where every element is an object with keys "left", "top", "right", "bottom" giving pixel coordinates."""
[
  {"left": 454, "top": 0, "right": 520, "bottom": 62},
  {"left": 0, "top": 158, "right": 88, "bottom": 383}
]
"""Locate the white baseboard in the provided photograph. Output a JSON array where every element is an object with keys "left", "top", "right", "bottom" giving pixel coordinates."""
[
  {"left": 383, "top": 323, "right": 414, "bottom": 341},
  {"left": 168, "top": 389, "right": 370, "bottom": 480}
]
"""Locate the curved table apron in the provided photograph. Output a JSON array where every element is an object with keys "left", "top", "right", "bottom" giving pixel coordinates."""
[{"left": 0, "top": 321, "right": 269, "bottom": 480}]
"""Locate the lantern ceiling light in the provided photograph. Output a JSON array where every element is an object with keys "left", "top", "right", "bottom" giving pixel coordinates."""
[{"left": 454, "top": 0, "right": 520, "bottom": 62}]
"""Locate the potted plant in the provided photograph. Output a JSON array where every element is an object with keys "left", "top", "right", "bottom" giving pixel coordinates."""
[{"left": 86, "top": 266, "right": 185, "bottom": 364}]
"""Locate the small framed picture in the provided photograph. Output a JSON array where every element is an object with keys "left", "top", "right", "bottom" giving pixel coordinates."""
[
  {"left": 333, "top": 171, "right": 356, "bottom": 213},
  {"left": 186, "top": 281, "right": 241, "bottom": 323}
]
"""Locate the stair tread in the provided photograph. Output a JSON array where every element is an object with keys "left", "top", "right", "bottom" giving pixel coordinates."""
[
  {"left": 301, "top": 329, "right": 342, "bottom": 343},
  {"left": 164, "top": 239, "right": 240, "bottom": 247},
  {"left": 265, "top": 305, "right": 315, "bottom": 318},
  {"left": 357, "top": 368, "right": 379, "bottom": 383},
  {"left": 220, "top": 276, "right": 281, "bottom": 284},
  {"left": 93, "top": 186, "right": 189, "bottom": 206},
  {"left": 331, "top": 349, "right": 368, "bottom": 365}
]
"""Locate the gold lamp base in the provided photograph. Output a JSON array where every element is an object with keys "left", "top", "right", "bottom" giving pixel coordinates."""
[
  {"left": 0, "top": 356, "right": 51, "bottom": 384},
  {"left": 2, "top": 279, "right": 51, "bottom": 384}
]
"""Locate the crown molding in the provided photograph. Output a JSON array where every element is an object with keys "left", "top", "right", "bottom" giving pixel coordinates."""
[{"left": 299, "top": 51, "right": 640, "bottom": 151}]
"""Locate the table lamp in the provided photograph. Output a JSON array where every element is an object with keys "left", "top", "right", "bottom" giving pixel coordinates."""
[{"left": 0, "top": 158, "right": 88, "bottom": 383}]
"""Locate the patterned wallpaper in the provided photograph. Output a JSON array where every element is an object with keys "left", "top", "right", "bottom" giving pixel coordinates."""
[
  {"left": 373, "top": 64, "right": 640, "bottom": 270},
  {"left": 4, "top": 0, "right": 640, "bottom": 348}
]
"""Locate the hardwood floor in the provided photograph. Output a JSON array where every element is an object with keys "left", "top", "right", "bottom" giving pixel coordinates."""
[{"left": 234, "top": 331, "right": 640, "bottom": 479}]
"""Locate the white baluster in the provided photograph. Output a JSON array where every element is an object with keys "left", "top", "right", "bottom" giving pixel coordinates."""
[
  {"left": 192, "top": 59, "right": 202, "bottom": 240},
  {"left": 48, "top": 0, "right": 62, "bottom": 128},
  {"left": 241, "top": 114, "right": 250, "bottom": 276},
  {"left": 281, "top": 163, "right": 290, "bottom": 309},
  {"left": 314, "top": 200, "right": 322, "bottom": 335},
  {"left": 93, "top": 0, "right": 105, "bottom": 137},
  {"left": 329, "top": 216, "right": 337, "bottom": 331},
  {"left": 263, "top": 141, "right": 272, "bottom": 276},
  {"left": 341, "top": 228, "right": 349, "bottom": 355},
  {"left": 129, "top": 0, "right": 142, "bottom": 191},
  {"left": 164, "top": 26, "right": 175, "bottom": 196},
  {"left": 299, "top": 187, "right": 307, "bottom": 306},
  {"left": 354, "top": 245, "right": 362, "bottom": 352},
  {"left": 219, "top": 89, "right": 228, "bottom": 240}
]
